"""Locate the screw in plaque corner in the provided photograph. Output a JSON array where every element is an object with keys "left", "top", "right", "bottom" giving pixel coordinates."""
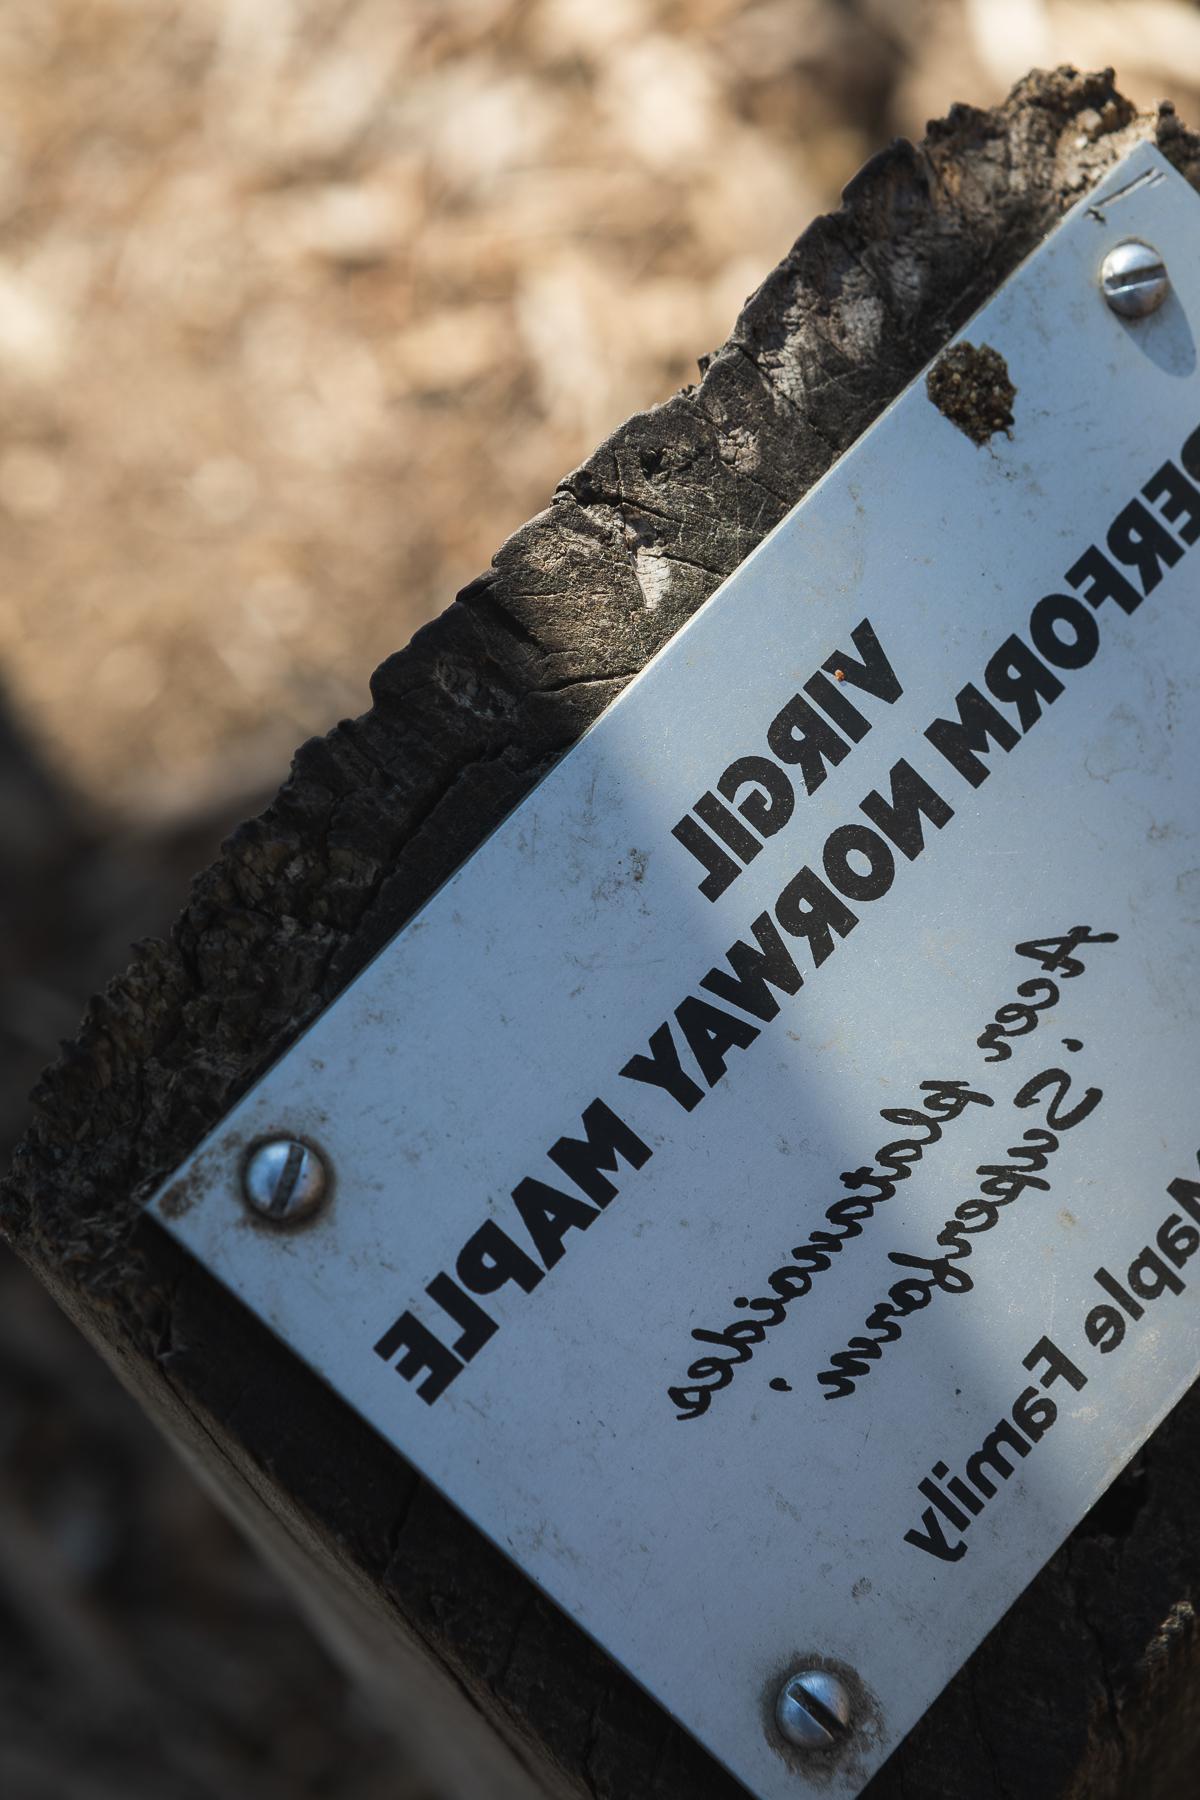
[
  {"left": 774, "top": 1668, "right": 854, "bottom": 1752},
  {"left": 242, "top": 1137, "right": 329, "bottom": 1225},
  {"left": 1100, "top": 240, "right": 1170, "bottom": 318}
]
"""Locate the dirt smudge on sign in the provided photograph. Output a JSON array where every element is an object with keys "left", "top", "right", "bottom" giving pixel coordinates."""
[{"left": 926, "top": 342, "right": 1017, "bottom": 444}]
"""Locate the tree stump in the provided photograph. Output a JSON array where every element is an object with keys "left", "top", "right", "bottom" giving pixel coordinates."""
[{"left": 5, "top": 68, "right": 1200, "bottom": 1800}]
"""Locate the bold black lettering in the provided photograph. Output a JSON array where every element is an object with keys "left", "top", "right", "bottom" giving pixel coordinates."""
[
  {"left": 621, "top": 1022, "right": 705, "bottom": 1112},
  {"left": 1023, "top": 1334, "right": 1088, "bottom": 1391},
  {"left": 822, "top": 822, "right": 895, "bottom": 902},
  {"left": 965, "top": 1419, "right": 1029, "bottom": 1498},
  {"left": 938, "top": 1460, "right": 983, "bottom": 1509},
  {"left": 425, "top": 1272, "right": 497, "bottom": 1361},
  {"left": 766, "top": 694, "right": 852, "bottom": 794},
  {"left": 1029, "top": 594, "right": 1100, "bottom": 670},
  {"left": 822, "top": 618, "right": 903, "bottom": 704},
  {"left": 946, "top": 1474, "right": 987, "bottom": 1517},
  {"left": 804, "top": 670, "right": 871, "bottom": 740},
  {"left": 1142, "top": 459, "right": 1200, "bottom": 545},
  {"left": 548, "top": 1098, "right": 652, "bottom": 1206},
  {"left": 1067, "top": 543, "right": 1142, "bottom": 616},
  {"left": 919, "top": 1473, "right": 970, "bottom": 1530},
  {"left": 1127, "top": 1246, "right": 1185, "bottom": 1301},
  {"left": 511, "top": 1177, "right": 600, "bottom": 1268},
  {"left": 1085, "top": 1302, "right": 1126, "bottom": 1353},
  {"left": 904, "top": 1508, "right": 966, "bottom": 1562},
  {"left": 373, "top": 1311, "right": 463, "bottom": 1403},
  {"left": 1107, "top": 497, "right": 1183, "bottom": 594},
  {"left": 1179, "top": 422, "right": 1200, "bottom": 486},
  {"left": 1012, "top": 1386, "right": 1056, "bottom": 1441},
  {"left": 700, "top": 912, "right": 804, "bottom": 1021},
  {"left": 1093, "top": 1265, "right": 1144, "bottom": 1322},
  {"left": 859, "top": 758, "right": 953, "bottom": 859},
  {"left": 925, "top": 683, "right": 1020, "bottom": 787},
  {"left": 695, "top": 790, "right": 762, "bottom": 865},
  {"left": 672, "top": 814, "right": 739, "bottom": 902},
  {"left": 717, "top": 756, "right": 796, "bottom": 840},
  {"left": 675, "top": 995, "right": 760, "bottom": 1085},
  {"left": 1168, "top": 1170, "right": 1200, "bottom": 1225},
  {"left": 456, "top": 1221, "right": 545, "bottom": 1297},
  {"left": 1159, "top": 1211, "right": 1200, "bottom": 1269},
  {"left": 775, "top": 865, "right": 858, "bottom": 965},
  {"left": 984, "top": 634, "right": 1064, "bottom": 731}
]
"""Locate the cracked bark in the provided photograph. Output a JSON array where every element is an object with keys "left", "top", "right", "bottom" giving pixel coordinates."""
[{"left": 4, "top": 67, "right": 1200, "bottom": 1800}]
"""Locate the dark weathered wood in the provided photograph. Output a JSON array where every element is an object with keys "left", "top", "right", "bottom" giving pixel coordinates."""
[{"left": 5, "top": 68, "right": 1200, "bottom": 1800}]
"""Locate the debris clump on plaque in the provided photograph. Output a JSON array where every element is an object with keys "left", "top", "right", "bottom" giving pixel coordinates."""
[{"left": 925, "top": 341, "right": 1017, "bottom": 444}]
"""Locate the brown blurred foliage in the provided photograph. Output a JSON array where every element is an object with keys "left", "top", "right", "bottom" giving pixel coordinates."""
[{"left": 0, "top": 0, "right": 1195, "bottom": 818}]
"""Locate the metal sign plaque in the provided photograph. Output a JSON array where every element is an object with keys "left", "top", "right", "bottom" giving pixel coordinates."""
[{"left": 152, "top": 144, "right": 1200, "bottom": 1797}]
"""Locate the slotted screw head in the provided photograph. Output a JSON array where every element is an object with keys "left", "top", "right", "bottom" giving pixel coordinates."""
[
  {"left": 243, "top": 1138, "right": 328, "bottom": 1224},
  {"left": 1100, "top": 240, "right": 1169, "bottom": 318},
  {"left": 775, "top": 1669, "right": 853, "bottom": 1751}
]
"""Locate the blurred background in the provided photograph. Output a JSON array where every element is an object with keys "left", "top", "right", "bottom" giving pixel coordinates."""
[{"left": 0, "top": 3, "right": 1195, "bottom": 1795}]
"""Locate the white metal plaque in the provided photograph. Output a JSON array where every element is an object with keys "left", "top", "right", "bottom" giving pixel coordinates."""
[{"left": 153, "top": 144, "right": 1200, "bottom": 1796}]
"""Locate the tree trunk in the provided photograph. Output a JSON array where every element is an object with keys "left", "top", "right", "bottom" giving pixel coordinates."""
[{"left": 5, "top": 67, "right": 1200, "bottom": 1800}]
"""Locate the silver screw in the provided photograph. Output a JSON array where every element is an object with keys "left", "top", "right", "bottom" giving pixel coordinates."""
[
  {"left": 243, "top": 1138, "right": 329, "bottom": 1224},
  {"left": 775, "top": 1669, "right": 853, "bottom": 1751},
  {"left": 1100, "top": 240, "right": 1169, "bottom": 318}
]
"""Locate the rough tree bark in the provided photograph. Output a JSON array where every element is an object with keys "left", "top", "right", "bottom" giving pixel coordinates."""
[{"left": 4, "top": 68, "right": 1200, "bottom": 1800}]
